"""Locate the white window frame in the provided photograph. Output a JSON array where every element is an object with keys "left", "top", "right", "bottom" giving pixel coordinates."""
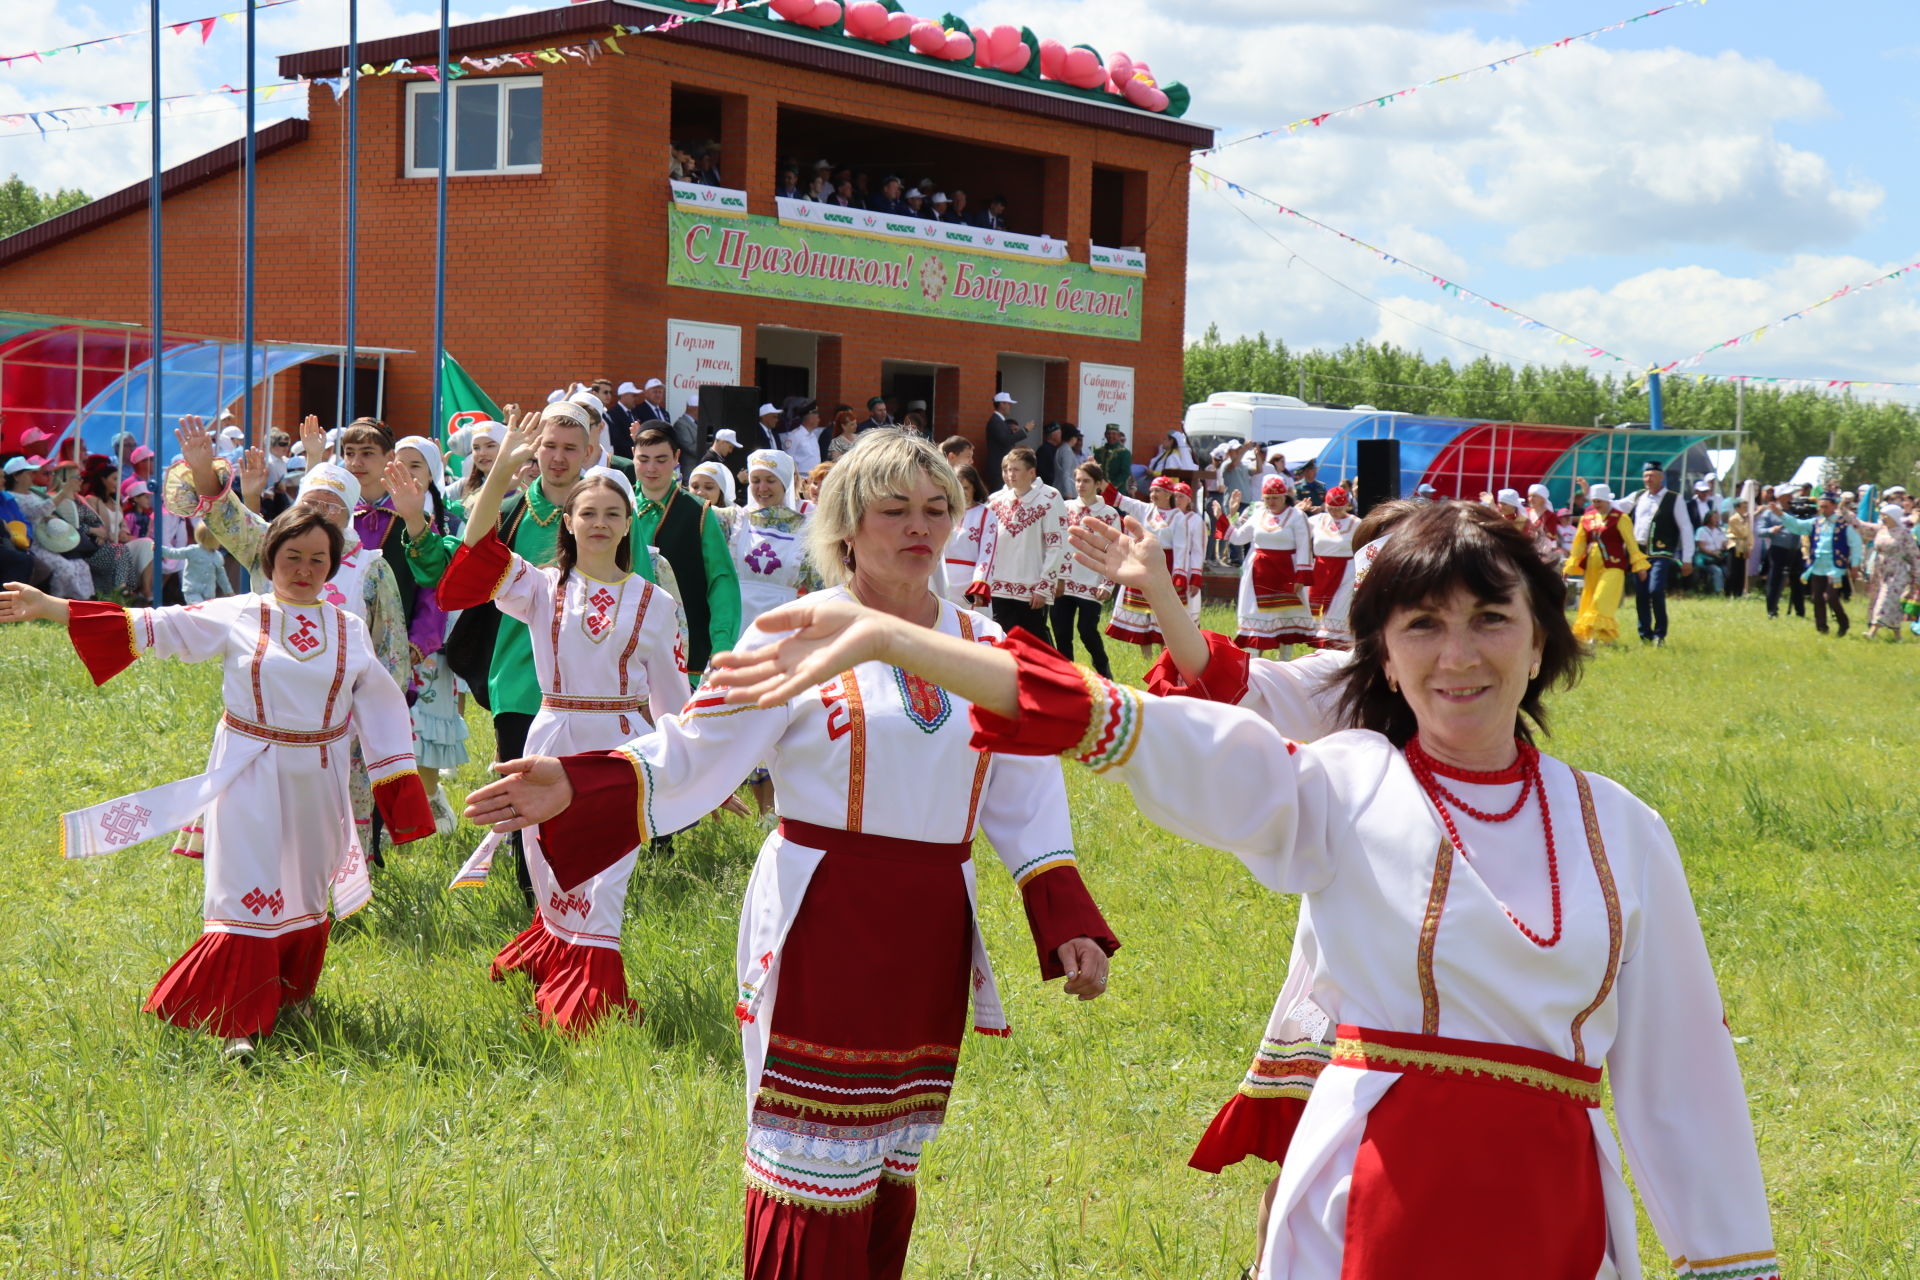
[{"left": 404, "top": 75, "right": 543, "bottom": 178}]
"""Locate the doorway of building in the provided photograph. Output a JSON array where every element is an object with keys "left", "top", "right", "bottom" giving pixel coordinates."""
[
  {"left": 994, "top": 354, "right": 1062, "bottom": 448},
  {"left": 299, "top": 360, "right": 382, "bottom": 429},
  {"left": 880, "top": 359, "right": 955, "bottom": 437},
  {"left": 755, "top": 327, "right": 822, "bottom": 414}
]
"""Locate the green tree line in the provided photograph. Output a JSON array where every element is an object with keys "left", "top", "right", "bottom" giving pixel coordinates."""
[
  {"left": 1184, "top": 325, "right": 1920, "bottom": 488},
  {"left": 0, "top": 174, "right": 91, "bottom": 240}
]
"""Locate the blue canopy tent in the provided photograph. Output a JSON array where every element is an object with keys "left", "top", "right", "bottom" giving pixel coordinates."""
[{"left": 1317, "top": 414, "right": 1485, "bottom": 498}]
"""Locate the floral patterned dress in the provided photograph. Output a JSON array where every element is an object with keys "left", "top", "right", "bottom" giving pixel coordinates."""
[{"left": 1867, "top": 520, "right": 1920, "bottom": 630}]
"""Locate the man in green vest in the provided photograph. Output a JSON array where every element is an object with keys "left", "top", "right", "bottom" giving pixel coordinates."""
[
  {"left": 631, "top": 426, "right": 741, "bottom": 673},
  {"left": 410, "top": 402, "right": 685, "bottom": 902},
  {"left": 1094, "top": 424, "right": 1134, "bottom": 500}
]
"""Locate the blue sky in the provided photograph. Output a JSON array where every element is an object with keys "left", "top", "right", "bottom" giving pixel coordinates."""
[{"left": 3, "top": 0, "right": 1916, "bottom": 394}]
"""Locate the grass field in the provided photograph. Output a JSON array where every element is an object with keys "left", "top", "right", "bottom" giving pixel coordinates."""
[{"left": 0, "top": 594, "right": 1915, "bottom": 1279}]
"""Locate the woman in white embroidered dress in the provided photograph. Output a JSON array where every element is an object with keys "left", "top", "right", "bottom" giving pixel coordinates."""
[
  {"left": 1105, "top": 474, "right": 1192, "bottom": 655},
  {"left": 1224, "top": 475, "right": 1315, "bottom": 653},
  {"left": 1170, "top": 481, "right": 1208, "bottom": 622},
  {"left": 464, "top": 430, "right": 1116, "bottom": 1280},
  {"left": 1305, "top": 487, "right": 1358, "bottom": 629},
  {"left": 968, "top": 446, "right": 1068, "bottom": 647},
  {"left": 1, "top": 508, "right": 431, "bottom": 1060},
  {"left": 1050, "top": 460, "right": 1118, "bottom": 677},
  {"left": 941, "top": 463, "right": 995, "bottom": 599},
  {"left": 709, "top": 500, "right": 1779, "bottom": 1280},
  {"left": 417, "top": 428, "right": 689, "bottom": 1032}
]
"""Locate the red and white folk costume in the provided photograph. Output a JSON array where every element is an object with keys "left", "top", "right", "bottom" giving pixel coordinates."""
[
  {"left": 943, "top": 503, "right": 996, "bottom": 599},
  {"left": 58, "top": 595, "right": 431, "bottom": 1040},
  {"left": 982, "top": 634, "right": 1778, "bottom": 1280},
  {"left": 1305, "top": 496, "right": 1357, "bottom": 615},
  {"left": 438, "top": 529, "right": 690, "bottom": 1031},
  {"left": 1171, "top": 484, "right": 1207, "bottom": 621},
  {"left": 971, "top": 481, "right": 1068, "bottom": 606},
  {"left": 528, "top": 589, "right": 1116, "bottom": 1279},
  {"left": 1226, "top": 480, "right": 1315, "bottom": 650},
  {"left": 1055, "top": 495, "right": 1120, "bottom": 602},
  {"left": 1105, "top": 478, "right": 1196, "bottom": 645}
]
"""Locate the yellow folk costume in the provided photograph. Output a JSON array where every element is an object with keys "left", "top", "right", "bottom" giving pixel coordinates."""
[{"left": 1564, "top": 505, "right": 1650, "bottom": 644}]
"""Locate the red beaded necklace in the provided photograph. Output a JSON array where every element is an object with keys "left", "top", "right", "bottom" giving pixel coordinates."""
[{"left": 1406, "top": 736, "right": 1562, "bottom": 949}]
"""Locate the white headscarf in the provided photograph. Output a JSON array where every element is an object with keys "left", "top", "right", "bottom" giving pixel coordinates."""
[
  {"left": 745, "top": 449, "right": 796, "bottom": 511},
  {"left": 396, "top": 435, "right": 445, "bottom": 490},
  {"left": 298, "top": 460, "right": 361, "bottom": 513},
  {"left": 580, "top": 464, "right": 637, "bottom": 513},
  {"left": 691, "top": 459, "right": 737, "bottom": 507}
]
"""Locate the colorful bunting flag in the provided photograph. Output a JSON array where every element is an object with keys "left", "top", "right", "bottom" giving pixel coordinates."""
[
  {"left": 1, "top": 1, "right": 300, "bottom": 71},
  {"left": 1661, "top": 259, "right": 1920, "bottom": 374}
]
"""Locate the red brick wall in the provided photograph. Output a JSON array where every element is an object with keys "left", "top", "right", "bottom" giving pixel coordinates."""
[{"left": 0, "top": 31, "right": 1192, "bottom": 449}]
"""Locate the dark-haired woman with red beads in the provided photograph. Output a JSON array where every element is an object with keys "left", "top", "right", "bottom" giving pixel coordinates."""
[{"left": 696, "top": 499, "right": 1780, "bottom": 1280}]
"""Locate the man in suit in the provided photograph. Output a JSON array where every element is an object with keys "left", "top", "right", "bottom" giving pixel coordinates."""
[
  {"left": 671, "top": 389, "right": 702, "bottom": 482},
  {"left": 858, "top": 396, "right": 893, "bottom": 433},
  {"left": 631, "top": 378, "right": 673, "bottom": 440},
  {"left": 609, "top": 380, "right": 644, "bottom": 460},
  {"left": 973, "top": 195, "right": 1008, "bottom": 230},
  {"left": 982, "top": 391, "right": 1025, "bottom": 483},
  {"left": 945, "top": 190, "right": 972, "bottom": 225},
  {"left": 1687, "top": 479, "right": 1717, "bottom": 532},
  {"left": 871, "top": 175, "right": 909, "bottom": 217}
]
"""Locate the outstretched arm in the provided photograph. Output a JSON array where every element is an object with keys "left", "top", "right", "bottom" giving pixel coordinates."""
[
  {"left": 463, "top": 415, "right": 539, "bottom": 546},
  {"left": 1070, "top": 515, "right": 1209, "bottom": 679}
]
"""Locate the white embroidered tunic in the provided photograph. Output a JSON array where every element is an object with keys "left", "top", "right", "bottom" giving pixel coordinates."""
[
  {"left": 974, "top": 484, "right": 1069, "bottom": 605},
  {"left": 1057, "top": 497, "right": 1119, "bottom": 601},
  {"left": 944, "top": 504, "right": 997, "bottom": 597}
]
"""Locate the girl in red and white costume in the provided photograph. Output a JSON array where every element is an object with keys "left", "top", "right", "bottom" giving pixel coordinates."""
[
  {"left": 1105, "top": 475, "right": 1196, "bottom": 654},
  {"left": 429, "top": 429, "right": 689, "bottom": 1032},
  {"left": 1170, "top": 482, "right": 1208, "bottom": 622},
  {"left": 942, "top": 464, "right": 996, "bottom": 599},
  {"left": 1305, "top": 486, "right": 1357, "bottom": 628},
  {"left": 464, "top": 432, "right": 1115, "bottom": 1280},
  {"left": 1224, "top": 475, "right": 1314, "bottom": 652},
  {"left": 716, "top": 500, "right": 1779, "bottom": 1280},
  {"left": 0, "top": 510, "right": 431, "bottom": 1061}
]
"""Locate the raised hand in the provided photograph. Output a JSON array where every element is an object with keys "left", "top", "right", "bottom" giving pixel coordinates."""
[
  {"left": 499, "top": 416, "right": 541, "bottom": 472},
  {"left": 385, "top": 458, "right": 427, "bottom": 526},
  {"left": 1069, "top": 513, "right": 1167, "bottom": 592},
  {"left": 299, "top": 414, "right": 326, "bottom": 463},
  {"left": 463, "top": 756, "right": 574, "bottom": 833},
  {"left": 238, "top": 446, "right": 270, "bottom": 503},
  {"left": 706, "top": 595, "right": 898, "bottom": 708},
  {"left": 175, "top": 415, "right": 226, "bottom": 499}
]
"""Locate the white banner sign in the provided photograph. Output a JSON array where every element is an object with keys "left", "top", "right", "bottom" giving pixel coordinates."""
[
  {"left": 666, "top": 319, "right": 742, "bottom": 420},
  {"left": 1089, "top": 244, "right": 1147, "bottom": 276},
  {"left": 775, "top": 196, "right": 1069, "bottom": 263},
  {"left": 671, "top": 181, "right": 748, "bottom": 217},
  {"left": 1078, "top": 363, "right": 1135, "bottom": 446}
]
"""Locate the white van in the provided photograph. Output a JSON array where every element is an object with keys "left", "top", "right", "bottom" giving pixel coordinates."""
[{"left": 1182, "top": 393, "right": 1400, "bottom": 463}]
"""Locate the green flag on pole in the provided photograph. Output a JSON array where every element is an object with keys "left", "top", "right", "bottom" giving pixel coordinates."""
[{"left": 437, "top": 352, "right": 502, "bottom": 477}]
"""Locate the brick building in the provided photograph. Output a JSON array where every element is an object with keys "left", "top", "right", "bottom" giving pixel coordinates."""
[{"left": 0, "top": 0, "right": 1209, "bottom": 454}]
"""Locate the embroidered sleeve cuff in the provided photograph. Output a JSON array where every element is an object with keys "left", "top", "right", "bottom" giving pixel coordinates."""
[
  {"left": 67, "top": 600, "right": 140, "bottom": 685},
  {"left": 1145, "top": 630, "right": 1249, "bottom": 705},
  {"left": 372, "top": 771, "right": 434, "bottom": 845},
  {"left": 1019, "top": 863, "right": 1120, "bottom": 979},
  {"left": 540, "top": 750, "right": 646, "bottom": 891},
  {"left": 1671, "top": 1252, "right": 1779, "bottom": 1280},
  {"left": 435, "top": 530, "right": 514, "bottom": 610},
  {"left": 967, "top": 630, "right": 1100, "bottom": 757}
]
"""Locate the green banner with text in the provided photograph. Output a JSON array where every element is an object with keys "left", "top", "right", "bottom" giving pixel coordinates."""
[{"left": 667, "top": 208, "right": 1142, "bottom": 341}]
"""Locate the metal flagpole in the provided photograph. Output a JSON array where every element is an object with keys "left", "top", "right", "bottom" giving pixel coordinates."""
[
  {"left": 429, "top": 0, "right": 450, "bottom": 442},
  {"left": 344, "top": 0, "right": 359, "bottom": 423},
  {"left": 243, "top": 0, "right": 256, "bottom": 448},
  {"left": 147, "top": 0, "right": 165, "bottom": 593}
]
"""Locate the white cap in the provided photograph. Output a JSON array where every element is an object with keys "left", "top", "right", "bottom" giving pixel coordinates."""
[
  {"left": 931, "top": 192, "right": 950, "bottom": 205},
  {"left": 215, "top": 410, "right": 235, "bottom": 423},
  {"left": 2, "top": 457, "right": 38, "bottom": 476},
  {"left": 546, "top": 388, "right": 567, "bottom": 404},
  {"left": 1528, "top": 483, "right": 1551, "bottom": 500},
  {"left": 758, "top": 403, "right": 780, "bottom": 418},
  {"left": 715, "top": 428, "right": 740, "bottom": 447},
  {"left": 1887, "top": 485, "right": 1908, "bottom": 496},
  {"left": 1588, "top": 484, "right": 1616, "bottom": 503},
  {"left": 298, "top": 460, "right": 361, "bottom": 512},
  {"left": 1496, "top": 488, "right": 1522, "bottom": 509},
  {"left": 219, "top": 425, "right": 244, "bottom": 442},
  {"left": 290, "top": 440, "right": 306, "bottom": 457},
  {"left": 644, "top": 378, "right": 665, "bottom": 391},
  {"left": 1416, "top": 483, "right": 1438, "bottom": 496},
  {"left": 617, "top": 380, "right": 642, "bottom": 396},
  {"left": 993, "top": 391, "right": 1016, "bottom": 404},
  {"left": 284, "top": 455, "right": 308, "bottom": 476},
  {"left": 1694, "top": 479, "right": 1712, "bottom": 492}
]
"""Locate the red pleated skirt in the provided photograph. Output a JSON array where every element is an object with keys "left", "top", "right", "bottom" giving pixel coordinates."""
[
  {"left": 144, "top": 922, "right": 330, "bottom": 1040},
  {"left": 491, "top": 918, "right": 639, "bottom": 1033},
  {"left": 1189, "top": 1092, "right": 1309, "bottom": 1173},
  {"left": 1309, "top": 554, "right": 1350, "bottom": 612}
]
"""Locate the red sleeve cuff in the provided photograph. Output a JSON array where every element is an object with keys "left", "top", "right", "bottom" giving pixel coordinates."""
[
  {"left": 967, "top": 630, "right": 1099, "bottom": 757},
  {"left": 373, "top": 772, "right": 435, "bottom": 845},
  {"left": 437, "top": 530, "right": 515, "bottom": 610},
  {"left": 1213, "top": 513, "right": 1229, "bottom": 540},
  {"left": 1021, "top": 864, "right": 1119, "bottom": 979},
  {"left": 67, "top": 600, "right": 138, "bottom": 686},
  {"left": 1101, "top": 483, "right": 1119, "bottom": 506},
  {"left": 1144, "top": 629, "right": 1249, "bottom": 705},
  {"left": 540, "top": 751, "right": 645, "bottom": 891}
]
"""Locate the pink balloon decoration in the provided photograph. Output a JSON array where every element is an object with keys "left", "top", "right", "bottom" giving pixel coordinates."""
[
  {"left": 809, "top": 2, "right": 841, "bottom": 27},
  {"left": 843, "top": 0, "right": 885, "bottom": 38},
  {"left": 1039, "top": 37, "right": 1066, "bottom": 80},
  {"left": 1121, "top": 76, "right": 1167, "bottom": 111},
  {"left": 770, "top": 0, "right": 815, "bottom": 20},
  {"left": 909, "top": 19, "right": 946, "bottom": 52},
  {"left": 881, "top": 10, "right": 913, "bottom": 40},
  {"left": 1059, "top": 46, "right": 1104, "bottom": 90},
  {"left": 939, "top": 30, "right": 972, "bottom": 60}
]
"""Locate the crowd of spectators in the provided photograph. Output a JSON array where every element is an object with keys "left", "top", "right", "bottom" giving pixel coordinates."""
[{"left": 671, "top": 142, "right": 1015, "bottom": 231}]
